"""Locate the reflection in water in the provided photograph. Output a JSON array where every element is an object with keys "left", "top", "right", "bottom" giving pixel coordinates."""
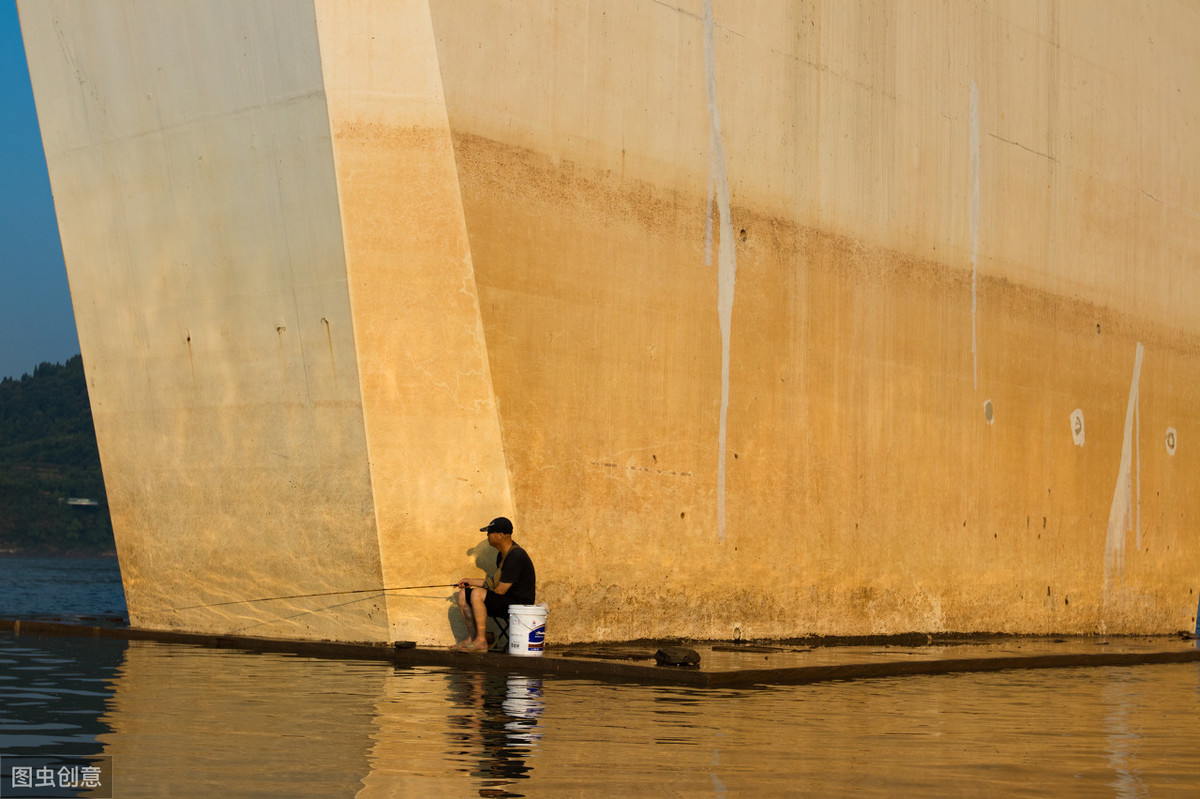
[
  {"left": 0, "top": 634, "right": 123, "bottom": 798},
  {"left": 3, "top": 633, "right": 1200, "bottom": 797},
  {"left": 0, "top": 634, "right": 124, "bottom": 757},
  {"left": 95, "top": 641, "right": 382, "bottom": 798},
  {"left": 1105, "top": 669, "right": 1147, "bottom": 799},
  {"left": 359, "top": 669, "right": 543, "bottom": 798},
  {"left": 445, "top": 673, "right": 543, "bottom": 796}
]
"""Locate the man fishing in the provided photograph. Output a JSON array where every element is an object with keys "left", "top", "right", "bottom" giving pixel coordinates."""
[{"left": 451, "top": 516, "right": 536, "bottom": 652}]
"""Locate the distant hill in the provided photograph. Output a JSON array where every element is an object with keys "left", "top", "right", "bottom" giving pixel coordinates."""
[{"left": 0, "top": 356, "right": 115, "bottom": 554}]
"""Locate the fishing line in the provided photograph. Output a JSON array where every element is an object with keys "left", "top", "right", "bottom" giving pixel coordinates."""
[
  {"left": 157, "top": 583, "right": 459, "bottom": 613},
  {"left": 228, "top": 590, "right": 395, "bottom": 636}
]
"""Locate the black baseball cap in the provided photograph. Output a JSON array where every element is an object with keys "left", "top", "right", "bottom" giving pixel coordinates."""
[{"left": 480, "top": 516, "right": 513, "bottom": 535}]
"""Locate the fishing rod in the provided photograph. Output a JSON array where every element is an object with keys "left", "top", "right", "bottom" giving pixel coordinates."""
[
  {"left": 227, "top": 590, "right": 391, "bottom": 636},
  {"left": 167, "top": 583, "right": 459, "bottom": 612}
]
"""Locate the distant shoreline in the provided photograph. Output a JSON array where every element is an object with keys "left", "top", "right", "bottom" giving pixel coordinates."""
[{"left": 0, "top": 548, "right": 118, "bottom": 558}]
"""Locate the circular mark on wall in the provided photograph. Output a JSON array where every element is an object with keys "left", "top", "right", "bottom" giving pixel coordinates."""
[
  {"left": 983, "top": 399, "right": 994, "bottom": 425},
  {"left": 1070, "top": 408, "right": 1085, "bottom": 446},
  {"left": 1166, "top": 427, "right": 1177, "bottom": 456}
]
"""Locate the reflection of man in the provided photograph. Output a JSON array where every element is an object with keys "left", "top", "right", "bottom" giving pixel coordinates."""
[
  {"left": 452, "top": 517, "right": 536, "bottom": 652},
  {"left": 446, "top": 672, "right": 540, "bottom": 786}
]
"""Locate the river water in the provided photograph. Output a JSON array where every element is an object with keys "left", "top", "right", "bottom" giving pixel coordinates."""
[{"left": 2, "top": 556, "right": 1200, "bottom": 797}]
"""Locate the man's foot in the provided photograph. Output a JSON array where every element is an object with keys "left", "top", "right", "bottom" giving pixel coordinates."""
[{"left": 450, "top": 640, "right": 490, "bottom": 653}]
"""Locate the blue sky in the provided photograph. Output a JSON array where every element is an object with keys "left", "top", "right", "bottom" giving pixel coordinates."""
[{"left": 0, "top": 1, "right": 80, "bottom": 381}]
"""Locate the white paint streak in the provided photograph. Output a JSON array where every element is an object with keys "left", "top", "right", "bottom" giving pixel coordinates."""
[
  {"left": 1071, "top": 408, "right": 1085, "bottom": 446},
  {"left": 969, "top": 81, "right": 980, "bottom": 392},
  {"left": 704, "top": 0, "right": 736, "bottom": 543},
  {"left": 1134, "top": 388, "right": 1141, "bottom": 550},
  {"left": 1104, "top": 342, "right": 1144, "bottom": 596}
]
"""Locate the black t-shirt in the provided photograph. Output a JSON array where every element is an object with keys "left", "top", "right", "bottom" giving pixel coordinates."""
[{"left": 496, "top": 545, "right": 536, "bottom": 605}]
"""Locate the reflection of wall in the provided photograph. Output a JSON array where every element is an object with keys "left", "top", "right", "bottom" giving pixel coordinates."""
[
  {"left": 87, "top": 641, "right": 1200, "bottom": 795},
  {"left": 95, "top": 641, "right": 381, "bottom": 796},
  {"left": 97, "top": 642, "right": 547, "bottom": 797},
  {"left": 20, "top": 1, "right": 1200, "bottom": 643}
]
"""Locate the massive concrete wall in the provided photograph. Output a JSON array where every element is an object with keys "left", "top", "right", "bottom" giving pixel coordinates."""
[
  {"left": 19, "top": 0, "right": 392, "bottom": 641},
  {"left": 20, "top": 0, "right": 1200, "bottom": 644},
  {"left": 312, "top": 0, "right": 514, "bottom": 639}
]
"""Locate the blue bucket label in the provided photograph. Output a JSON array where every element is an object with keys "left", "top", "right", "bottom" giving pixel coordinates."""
[{"left": 528, "top": 624, "right": 545, "bottom": 650}]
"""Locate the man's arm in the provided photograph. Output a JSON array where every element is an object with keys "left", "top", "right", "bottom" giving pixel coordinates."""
[{"left": 492, "top": 581, "right": 514, "bottom": 596}]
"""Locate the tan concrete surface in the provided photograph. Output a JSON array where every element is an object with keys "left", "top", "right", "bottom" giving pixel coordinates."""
[
  {"left": 18, "top": 0, "right": 389, "bottom": 640},
  {"left": 18, "top": 1, "right": 1200, "bottom": 643},
  {"left": 313, "top": 0, "right": 513, "bottom": 643}
]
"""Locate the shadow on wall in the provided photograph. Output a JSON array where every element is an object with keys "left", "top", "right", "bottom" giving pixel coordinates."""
[
  {"left": 469, "top": 538, "right": 499, "bottom": 574},
  {"left": 446, "top": 538, "right": 500, "bottom": 643}
]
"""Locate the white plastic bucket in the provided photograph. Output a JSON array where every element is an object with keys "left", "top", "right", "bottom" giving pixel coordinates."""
[{"left": 507, "top": 604, "right": 548, "bottom": 657}]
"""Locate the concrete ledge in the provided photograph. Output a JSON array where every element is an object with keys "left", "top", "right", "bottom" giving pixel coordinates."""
[
  {"left": 3, "top": 619, "right": 1198, "bottom": 688},
  {"left": 698, "top": 649, "right": 1200, "bottom": 688}
]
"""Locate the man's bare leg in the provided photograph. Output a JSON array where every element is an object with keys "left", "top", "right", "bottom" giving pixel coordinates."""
[
  {"left": 462, "top": 589, "right": 490, "bottom": 650},
  {"left": 452, "top": 587, "right": 491, "bottom": 651},
  {"left": 455, "top": 587, "right": 478, "bottom": 647}
]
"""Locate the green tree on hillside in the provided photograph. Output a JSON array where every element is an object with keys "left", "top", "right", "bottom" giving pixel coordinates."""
[{"left": 0, "top": 355, "right": 114, "bottom": 553}]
